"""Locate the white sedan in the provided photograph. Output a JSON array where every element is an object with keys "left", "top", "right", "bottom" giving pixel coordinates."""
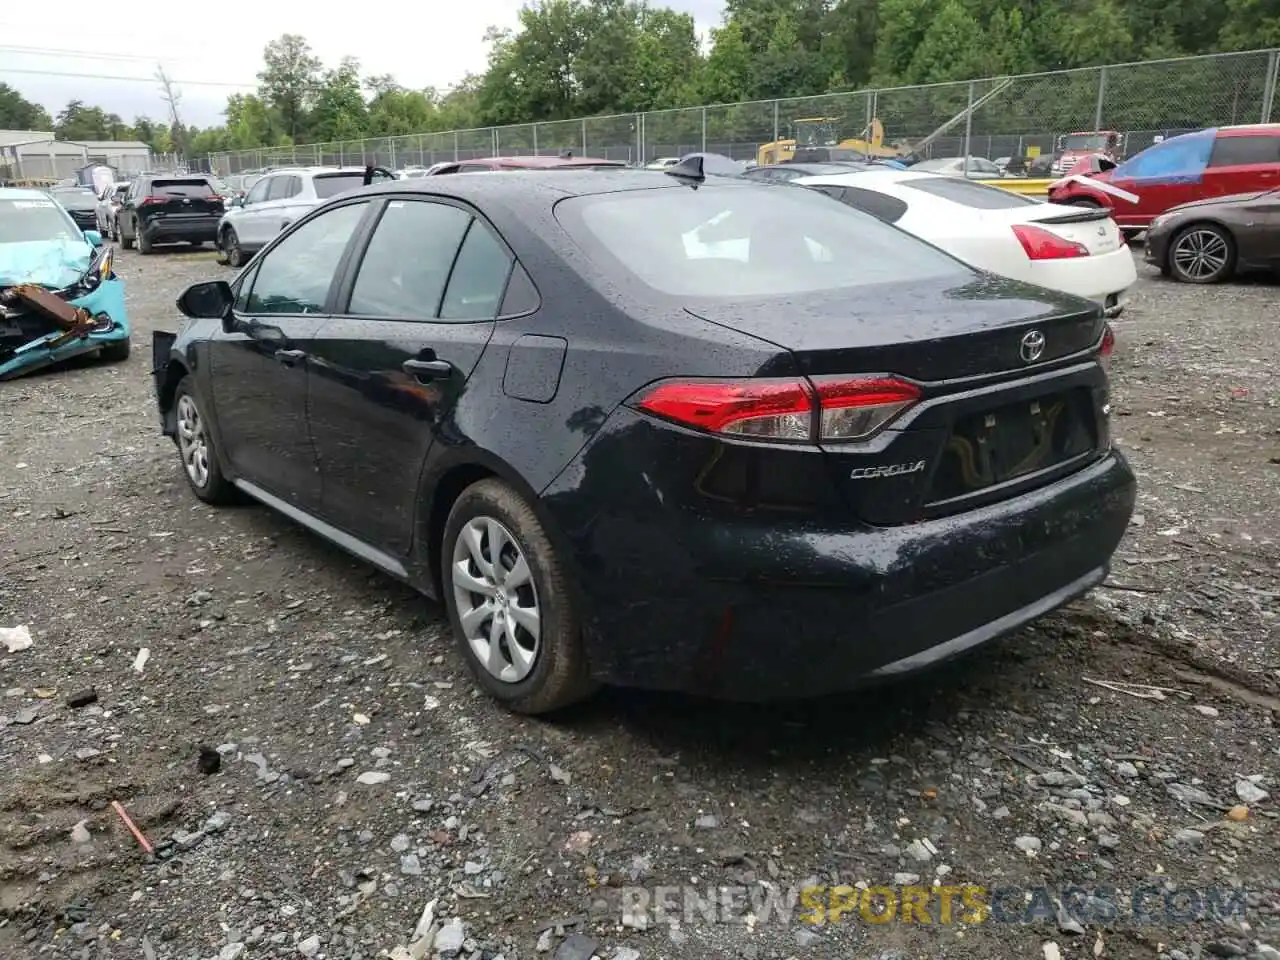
[{"left": 792, "top": 168, "right": 1136, "bottom": 315}]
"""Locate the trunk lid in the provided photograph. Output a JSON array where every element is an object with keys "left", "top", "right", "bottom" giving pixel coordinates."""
[
  {"left": 685, "top": 277, "right": 1108, "bottom": 526},
  {"left": 684, "top": 275, "right": 1104, "bottom": 383},
  {"left": 986, "top": 203, "right": 1125, "bottom": 257}
]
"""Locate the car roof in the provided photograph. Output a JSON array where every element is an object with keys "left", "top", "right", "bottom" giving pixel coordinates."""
[
  {"left": 1217, "top": 123, "right": 1280, "bottom": 137},
  {"left": 257, "top": 166, "right": 384, "bottom": 176},
  {"left": 452, "top": 156, "right": 622, "bottom": 168},
  {"left": 347, "top": 168, "right": 755, "bottom": 205}
]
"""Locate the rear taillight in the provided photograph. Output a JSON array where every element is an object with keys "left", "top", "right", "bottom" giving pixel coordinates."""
[
  {"left": 632, "top": 376, "right": 921, "bottom": 444},
  {"left": 139, "top": 196, "right": 166, "bottom": 206},
  {"left": 1099, "top": 323, "right": 1115, "bottom": 370},
  {"left": 1012, "top": 224, "right": 1088, "bottom": 260}
]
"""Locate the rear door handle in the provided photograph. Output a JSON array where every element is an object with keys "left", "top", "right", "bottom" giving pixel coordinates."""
[
  {"left": 274, "top": 348, "right": 306, "bottom": 366},
  {"left": 402, "top": 358, "right": 453, "bottom": 381}
]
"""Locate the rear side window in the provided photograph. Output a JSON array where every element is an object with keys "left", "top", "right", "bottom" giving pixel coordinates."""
[
  {"left": 827, "top": 186, "right": 910, "bottom": 223},
  {"left": 901, "top": 176, "right": 1037, "bottom": 208},
  {"left": 348, "top": 200, "right": 472, "bottom": 318},
  {"left": 1209, "top": 135, "right": 1280, "bottom": 167},
  {"left": 440, "top": 220, "right": 513, "bottom": 320},
  {"left": 557, "top": 182, "right": 969, "bottom": 299},
  {"left": 313, "top": 171, "right": 394, "bottom": 199},
  {"left": 151, "top": 179, "right": 215, "bottom": 197}
]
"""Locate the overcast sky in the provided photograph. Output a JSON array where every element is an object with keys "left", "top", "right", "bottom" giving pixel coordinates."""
[{"left": 0, "top": 1, "right": 724, "bottom": 132}]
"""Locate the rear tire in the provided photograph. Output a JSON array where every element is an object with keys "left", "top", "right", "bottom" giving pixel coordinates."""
[
  {"left": 441, "top": 479, "right": 597, "bottom": 715},
  {"left": 138, "top": 229, "right": 154, "bottom": 255},
  {"left": 173, "top": 377, "right": 237, "bottom": 505},
  {"left": 222, "top": 228, "right": 246, "bottom": 268},
  {"left": 1168, "top": 223, "right": 1235, "bottom": 284}
]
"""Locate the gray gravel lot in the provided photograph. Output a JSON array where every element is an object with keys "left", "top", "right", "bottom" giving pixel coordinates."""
[{"left": 1, "top": 244, "right": 1277, "bottom": 960}]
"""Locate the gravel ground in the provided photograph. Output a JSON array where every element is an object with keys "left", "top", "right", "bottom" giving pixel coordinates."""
[{"left": 1, "top": 244, "right": 1277, "bottom": 960}]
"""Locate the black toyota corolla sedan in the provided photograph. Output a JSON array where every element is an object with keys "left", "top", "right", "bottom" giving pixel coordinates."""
[{"left": 151, "top": 163, "right": 1136, "bottom": 714}]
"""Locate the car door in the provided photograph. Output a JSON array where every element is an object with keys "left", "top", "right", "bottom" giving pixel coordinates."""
[
  {"left": 1203, "top": 132, "right": 1280, "bottom": 198},
  {"left": 235, "top": 175, "right": 275, "bottom": 248},
  {"left": 206, "top": 200, "right": 373, "bottom": 512},
  {"left": 306, "top": 197, "right": 512, "bottom": 555},
  {"left": 1108, "top": 130, "right": 1216, "bottom": 227}
]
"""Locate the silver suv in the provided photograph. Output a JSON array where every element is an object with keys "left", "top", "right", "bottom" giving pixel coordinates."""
[{"left": 216, "top": 166, "right": 395, "bottom": 267}]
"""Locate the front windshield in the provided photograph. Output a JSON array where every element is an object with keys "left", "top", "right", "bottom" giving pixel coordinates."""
[
  {"left": 1064, "top": 134, "right": 1109, "bottom": 151},
  {"left": 0, "top": 197, "right": 82, "bottom": 243}
]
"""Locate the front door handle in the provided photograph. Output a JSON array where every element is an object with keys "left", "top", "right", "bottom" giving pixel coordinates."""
[
  {"left": 274, "top": 348, "right": 306, "bottom": 366},
  {"left": 402, "top": 358, "right": 453, "bottom": 381}
]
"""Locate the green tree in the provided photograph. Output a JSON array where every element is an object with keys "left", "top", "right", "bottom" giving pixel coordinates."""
[
  {"left": 257, "top": 34, "right": 322, "bottom": 139},
  {"left": 54, "top": 100, "right": 114, "bottom": 140},
  {"left": 701, "top": 20, "right": 754, "bottom": 104},
  {"left": 310, "top": 57, "right": 368, "bottom": 142},
  {"left": 0, "top": 82, "right": 53, "bottom": 130}
]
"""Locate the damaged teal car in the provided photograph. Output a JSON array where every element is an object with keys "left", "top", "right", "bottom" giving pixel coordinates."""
[{"left": 1, "top": 187, "right": 129, "bottom": 380}]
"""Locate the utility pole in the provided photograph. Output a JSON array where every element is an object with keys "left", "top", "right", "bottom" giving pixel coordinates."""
[{"left": 156, "top": 64, "right": 187, "bottom": 168}]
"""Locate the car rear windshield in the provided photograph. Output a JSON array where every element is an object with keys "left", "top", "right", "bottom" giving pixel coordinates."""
[
  {"left": 151, "top": 179, "right": 216, "bottom": 197},
  {"left": 901, "top": 176, "right": 1038, "bottom": 208},
  {"left": 51, "top": 189, "right": 98, "bottom": 210},
  {"left": 557, "top": 182, "right": 969, "bottom": 298},
  {"left": 313, "top": 171, "right": 396, "bottom": 198},
  {"left": 0, "top": 197, "right": 79, "bottom": 242}
]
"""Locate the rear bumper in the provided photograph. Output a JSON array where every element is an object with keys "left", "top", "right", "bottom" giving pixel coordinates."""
[
  {"left": 543, "top": 411, "right": 1136, "bottom": 700},
  {"left": 142, "top": 216, "right": 220, "bottom": 242},
  {"left": 1026, "top": 247, "right": 1136, "bottom": 306}
]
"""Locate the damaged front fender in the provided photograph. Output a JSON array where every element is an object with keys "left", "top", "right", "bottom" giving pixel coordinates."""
[{"left": 0, "top": 275, "right": 130, "bottom": 381}]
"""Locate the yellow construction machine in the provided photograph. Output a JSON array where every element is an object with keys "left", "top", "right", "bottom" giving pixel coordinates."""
[{"left": 756, "top": 117, "right": 904, "bottom": 166}]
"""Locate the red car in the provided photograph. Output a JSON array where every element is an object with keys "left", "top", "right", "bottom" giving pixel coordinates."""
[
  {"left": 1047, "top": 124, "right": 1280, "bottom": 234},
  {"left": 425, "top": 155, "right": 625, "bottom": 175}
]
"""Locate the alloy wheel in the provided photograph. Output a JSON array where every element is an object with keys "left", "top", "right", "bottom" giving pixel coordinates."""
[
  {"left": 451, "top": 516, "right": 541, "bottom": 684},
  {"left": 176, "top": 394, "right": 211, "bottom": 489},
  {"left": 1172, "top": 228, "right": 1229, "bottom": 281}
]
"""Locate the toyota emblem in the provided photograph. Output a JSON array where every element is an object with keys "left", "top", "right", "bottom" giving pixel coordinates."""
[{"left": 1020, "top": 329, "right": 1046, "bottom": 363}]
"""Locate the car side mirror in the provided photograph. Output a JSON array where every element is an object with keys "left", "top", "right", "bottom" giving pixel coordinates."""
[
  {"left": 83, "top": 229, "right": 103, "bottom": 247},
  {"left": 229, "top": 196, "right": 244, "bottom": 208},
  {"left": 177, "top": 280, "right": 234, "bottom": 322}
]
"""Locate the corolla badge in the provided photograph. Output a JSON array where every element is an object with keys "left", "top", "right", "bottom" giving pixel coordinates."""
[
  {"left": 849, "top": 460, "right": 927, "bottom": 480},
  {"left": 1020, "top": 329, "right": 1046, "bottom": 363}
]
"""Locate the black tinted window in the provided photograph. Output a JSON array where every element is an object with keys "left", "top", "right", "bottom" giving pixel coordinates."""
[
  {"left": 151, "top": 179, "right": 215, "bottom": 198},
  {"left": 1209, "top": 135, "right": 1280, "bottom": 167},
  {"left": 901, "top": 176, "right": 1037, "bottom": 208},
  {"left": 245, "top": 202, "right": 367, "bottom": 314},
  {"left": 348, "top": 200, "right": 471, "bottom": 319},
  {"left": 830, "top": 186, "right": 910, "bottom": 223},
  {"left": 313, "top": 171, "right": 393, "bottom": 199},
  {"left": 440, "top": 220, "right": 513, "bottom": 320}
]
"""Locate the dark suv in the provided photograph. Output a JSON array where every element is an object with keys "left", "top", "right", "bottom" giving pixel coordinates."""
[{"left": 118, "top": 174, "right": 225, "bottom": 254}]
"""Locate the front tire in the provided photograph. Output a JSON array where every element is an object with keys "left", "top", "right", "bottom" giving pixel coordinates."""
[
  {"left": 99, "top": 339, "right": 130, "bottom": 363},
  {"left": 442, "top": 479, "right": 596, "bottom": 714},
  {"left": 1168, "top": 223, "right": 1235, "bottom": 284},
  {"left": 173, "top": 378, "right": 236, "bottom": 505}
]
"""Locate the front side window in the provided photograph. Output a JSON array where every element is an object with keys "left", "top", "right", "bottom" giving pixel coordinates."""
[
  {"left": 348, "top": 200, "right": 472, "bottom": 318},
  {"left": 557, "top": 181, "right": 969, "bottom": 299},
  {"left": 266, "top": 176, "right": 293, "bottom": 201},
  {"left": 1117, "top": 131, "right": 1216, "bottom": 180},
  {"left": 244, "top": 178, "right": 271, "bottom": 205},
  {"left": 244, "top": 202, "right": 367, "bottom": 314}
]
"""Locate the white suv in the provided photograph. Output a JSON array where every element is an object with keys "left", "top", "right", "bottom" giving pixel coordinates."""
[{"left": 216, "top": 166, "right": 395, "bottom": 267}]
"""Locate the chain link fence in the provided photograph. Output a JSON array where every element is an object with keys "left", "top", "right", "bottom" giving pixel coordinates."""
[{"left": 209, "top": 49, "right": 1280, "bottom": 175}]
